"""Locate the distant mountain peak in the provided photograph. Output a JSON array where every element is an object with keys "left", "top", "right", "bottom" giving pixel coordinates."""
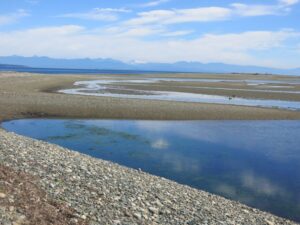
[{"left": 0, "top": 55, "right": 299, "bottom": 76}]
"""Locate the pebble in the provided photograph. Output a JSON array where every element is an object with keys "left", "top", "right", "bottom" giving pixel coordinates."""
[
  {"left": 265, "top": 219, "right": 275, "bottom": 225},
  {"left": 149, "top": 207, "right": 159, "bottom": 214},
  {"left": 133, "top": 212, "right": 142, "bottom": 220},
  {"left": 65, "top": 168, "right": 73, "bottom": 173},
  {"left": 0, "top": 193, "right": 7, "bottom": 198}
]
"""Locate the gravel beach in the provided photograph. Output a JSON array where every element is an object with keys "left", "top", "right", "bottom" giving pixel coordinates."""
[{"left": 0, "top": 129, "right": 298, "bottom": 225}]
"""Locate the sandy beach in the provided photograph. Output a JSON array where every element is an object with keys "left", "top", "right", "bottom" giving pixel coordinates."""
[{"left": 0, "top": 72, "right": 300, "bottom": 122}]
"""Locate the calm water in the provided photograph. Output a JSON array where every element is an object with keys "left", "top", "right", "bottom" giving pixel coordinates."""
[
  {"left": 60, "top": 79, "right": 300, "bottom": 110},
  {"left": 2, "top": 119, "right": 300, "bottom": 222}
]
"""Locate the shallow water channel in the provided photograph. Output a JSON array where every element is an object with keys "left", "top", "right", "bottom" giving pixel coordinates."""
[
  {"left": 2, "top": 119, "right": 300, "bottom": 222},
  {"left": 59, "top": 79, "right": 300, "bottom": 110}
]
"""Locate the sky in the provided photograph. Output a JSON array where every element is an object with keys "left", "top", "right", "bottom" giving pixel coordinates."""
[{"left": 0, "top": 0, "right": 300, "bottom": 69}]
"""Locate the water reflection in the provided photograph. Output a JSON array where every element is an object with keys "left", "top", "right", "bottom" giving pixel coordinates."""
[
  {"left": 241, "top": 171, "right": 287, "bottom": 197},
  {"left": 151, "top": 138, "right": 169, "bottom": 149},
  {"left": 2, "top": 119, "right": 300, "bottom": 222}
]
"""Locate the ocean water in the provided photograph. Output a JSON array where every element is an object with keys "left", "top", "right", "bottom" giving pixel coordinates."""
[{"left": 2, "top": 119, "right": 300, "bottom": 222}]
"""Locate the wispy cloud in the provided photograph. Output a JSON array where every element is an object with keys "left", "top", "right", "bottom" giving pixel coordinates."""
[
  {"left": 0, "top": 26, "right": 299, "bottom": 68},
  {"left": 232, "top": 0, "right": 299, "bottom": 17},
  {"left": 125, "top": 1, "right": 298, "bottom": 26},
  {"left": 58, "top": 8, "right": 131, "bottom": 21},
  {"left": 104, "top": 24, "right": 164, "bottom": 37},
  {"left": 118, "top": 27, "right": 163, "bottom": 37},
  {"left": 0, "top": 9, "right": 29, "bottom": 26},
  {"left": 162, "top": 30, "right": 193, "bottom": 37},
  {"left": 125, "top": 7, "right": 232, "bottom": 26},
  {"left": 231, "top": 3, "right": 280, "bottom": 16},
  {"left": 104, "top": 24, "right": 192, "bottom": 38},
  {"left": 140, "top": 0, "right": 170, "bottom": 8},
  {"left": 279, "top": 0, "right": 299, "bottom": 6}
]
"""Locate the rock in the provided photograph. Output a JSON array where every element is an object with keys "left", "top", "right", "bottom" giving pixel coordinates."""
[
  {"left": 113, "top": 220, "right": 121, "bottom": 225},
  {"left": 0, "top": 192, "right": 6, "bottom": 198},
  {"left": 133, "top": 212, "right": 142, "bottom": 220},
  {"left": 154, "top": 199, "right": 163, "bottom": 207},
  {"left": 124, "top": 211, "right": 131, "bottom": 217},
  {"left": 149, "top": 207, "right": 159, "bottom": 214},
  {"left": 66, "top": 168, "right": 73, "bottom": 173},
  {"left": 70, "top": 218, "right": 78, "bottom": 224},
  {"left": 265, "top": 219, "right": 275, "bottom": 225}
]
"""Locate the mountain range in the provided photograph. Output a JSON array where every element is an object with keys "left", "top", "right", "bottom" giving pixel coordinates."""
[{"left": 0, "top": 55, "right": 299, "bottom": 76}]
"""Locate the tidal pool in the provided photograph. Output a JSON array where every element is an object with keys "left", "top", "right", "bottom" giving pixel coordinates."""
[
  {"left": 2, "top": 119, "right": 300, "bottom": 222},
  {"left": 59, "top": 79, "right": 300, "bottom": 111}
]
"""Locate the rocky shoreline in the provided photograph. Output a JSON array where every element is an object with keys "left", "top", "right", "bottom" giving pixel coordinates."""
[{"left": 0, "top": 129, "right": 298, "bottom": 225}]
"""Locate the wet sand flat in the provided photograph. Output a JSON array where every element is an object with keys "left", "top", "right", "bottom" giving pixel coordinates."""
[
  {"left": 1, "top": 71, "right": 300, "bottom": 121},
  {"left": 117, "top": 81, "right": 300, "bottom": 101}
]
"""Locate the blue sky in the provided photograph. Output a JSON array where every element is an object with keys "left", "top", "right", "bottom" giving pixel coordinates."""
[{"left": 0, "top": 0, "right": 300, "bottom": 68}]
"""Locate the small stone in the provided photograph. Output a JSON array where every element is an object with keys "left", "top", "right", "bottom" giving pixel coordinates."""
[
  {"left": 0, "top": 193, "right": 6, "bottom": 198},
  {"left": 265, "top": 220, "right": 275, "bottom": 225},
  {"left": 70, "top": 218, "right": 78, "bottom": 224},
  {"left": 14, "top": 215, "right": 26, "bottom": 224},
  {"left": 66, "top": 168, "right": 73, "bottom": 173},
  {"left": 154, "top": 199, "right": 163, "bottom": 207},
  {"left": 81, "top": 215, "right": 87, "bottom": 220},
  {"left": 124, "top": 211, "right": 131, "bottom": 217},
  {"left": 149, "top": 207, "right": 159, "bottom": 214},
  {"left": 113, "top": 220, "right": 121, "bottom": 225},
  {"left": 242, "top": 209, "right": 250, "bottom": 214},
  {"left": 164, "top": 209, "right": 171, "bottom": 214},
  {"left": 133, "top": 212, "right": 142, "bottom": 220},
  {"left": 143, "top": 214, "right": 149, "bottom": 220}
]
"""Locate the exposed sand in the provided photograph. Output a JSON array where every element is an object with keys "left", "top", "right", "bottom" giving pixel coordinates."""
[{"left": 0, "top": 71, "right": 300, "bottom": 122}]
